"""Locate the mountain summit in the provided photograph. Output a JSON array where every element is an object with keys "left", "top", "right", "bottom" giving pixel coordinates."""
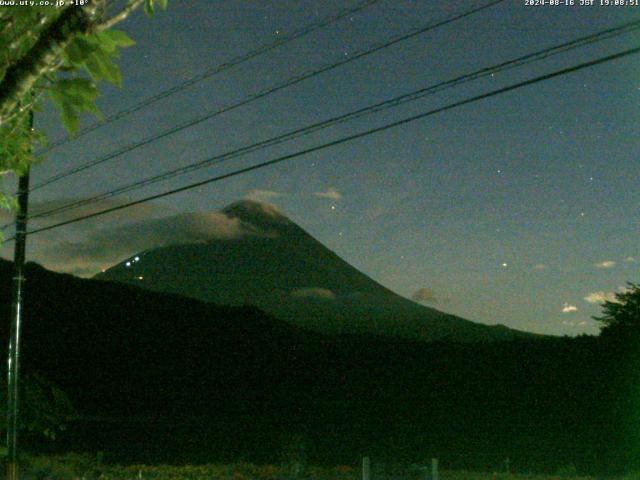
[
  {"left": 96, "top": 201, "right": 536, "bottom": 342},
  {"left": 223, "top": 199, "right": 292, "bottom": 229}
]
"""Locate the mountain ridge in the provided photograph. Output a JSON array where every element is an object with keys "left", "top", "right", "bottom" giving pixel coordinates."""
[{"left": 96, "top": 200, "right": 541, "bottom": 342}]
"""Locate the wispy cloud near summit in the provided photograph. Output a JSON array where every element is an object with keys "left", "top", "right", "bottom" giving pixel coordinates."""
[
  {"left": 595, "top": 260, "right": 616, "bottom": 269},
  {"left": 314, "top": 187, "right": 342, "bottom": 201}
]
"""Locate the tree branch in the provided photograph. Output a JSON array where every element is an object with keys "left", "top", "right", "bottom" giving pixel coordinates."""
[
  {"left": 0, "top": 3, "right": 101, "bottom": 126},
  {"left": 97, "top": 0, "right": 145, "bottom": 31}
]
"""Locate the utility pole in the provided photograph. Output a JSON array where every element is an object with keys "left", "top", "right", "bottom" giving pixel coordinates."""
[{"left": 6, "top": 111, "right": 32, "bottom": 480}]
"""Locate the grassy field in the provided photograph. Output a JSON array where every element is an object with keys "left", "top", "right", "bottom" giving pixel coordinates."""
[{"left": 17, "top": 454, "right": 603, "bottom": 480}]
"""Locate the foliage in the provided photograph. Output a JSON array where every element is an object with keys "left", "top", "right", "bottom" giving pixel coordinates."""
[
  {"left": 25, "top": 457, "right": 348, "bottom": 480},
  {"left": 0, "top": 0, "right": 168, "bottom": 214},
  {"left": 594, "top": 283, "right": 640, "bottom": 338},
  {"left": 19, "top": 456, "right": 599, "bottom": 480},
  {"left": 0, "top": 372, "right": 76, "bottom": 442},
  {"left": 51, "top": 27, "right": 137, "bottom": 132}
]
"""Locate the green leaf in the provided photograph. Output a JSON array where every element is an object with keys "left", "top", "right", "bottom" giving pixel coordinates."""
[
  {"left": 84, "top": 49, "right": 122, "bottom": 87},
  {"left": 144, "top": 0, "right": 154, "bottom": 16},
  {"left": 63, "top": 39, "right": 85, "bottom": 65},
  {"left": 49, "top": 78, "right": 102, "bottom": 135},
  {"left": 157, "top": 0, "right": 168, "bottom": 9},
  {"left": 53, "top": 79, "right": 102, "bottom": 119},
  {"left": 0, "top": 194, "right": 18, "bottom": 212},
  {"left": 54, "top": 78, "right": 99, "bottom": 104},
  {"left": 101, "top": 29, "right": 135, "bottom": 48},
  {"left": 94, "top": 31, "right": 118, "bottom": 54},
  {"left": 94, "top": 31, "right": 132, "bottom": 57},
  {"left": 63, "top": 35, "right": 99, "bottom": 66},
  {"left": 60, "top": 102, "right": 80, "bottom": 135}
]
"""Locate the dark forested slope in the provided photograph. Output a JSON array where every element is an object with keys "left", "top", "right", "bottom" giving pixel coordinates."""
[{"left": 0, "top": 260, "right": 636, "bottom": 473}]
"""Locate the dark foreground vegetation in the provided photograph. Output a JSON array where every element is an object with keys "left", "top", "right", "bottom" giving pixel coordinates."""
[
  {"left": 0, "top": 261, "right": 639, "bottom": 475},
  {"left": 5, "top": 454, "right": 601, "bottom": 480}
]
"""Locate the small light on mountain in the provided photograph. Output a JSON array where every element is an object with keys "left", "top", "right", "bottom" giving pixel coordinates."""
[
  {"left": 134, "top": 256, "right": 140, "bottom": 261},
  {"left": 137, "top": 276, "right": 144, "bottom": 280},
  {"left": 501, "top": 262, "right": 508, "bottom": 268},
  {"left": 126, "top": 262, "right": 131, "bottom": 267}
]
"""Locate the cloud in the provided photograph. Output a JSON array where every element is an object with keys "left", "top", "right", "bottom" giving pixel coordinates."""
[
  {"left": 584, "top": 291, "right": 617, "bottom": 304},
  {"left": 244, "top": 189, "right": 284, "bottom": 202},
  {"left": 584, "top": 285, "right": 633, "bottom": 305},
  {"left": 533, "top": 264, "right": 547, "bottom": 270},
  {"left": 0, "top": 198, "right": 171, "bottom": 247},
  {"left": 624, "top": 256, "right": 637, "bottom": 263},
  {"left": 26, "top": 211, "right": 261, "bottom": 277},
  {"left": 411, "top": 288, "right": 438, "bottom": 304},
  {"left": 595, "top": 260, "right": 616, "bottom": 269},
  {"left": 27, "top": 197, "right": 170, "bottom": 224},
  {"left": 562, "top": 320, "right": 587, "bottom": 327},
  {"left": 314, "top": 187, "right": 342, "bottom": 201},
  {"left": 290, "top": 287, "right": 336, "bottom": 300},
  {"left": 561, "top": 303, "right": 578, "bottom": 313},
  {"left": 1, "top": 198, "right": 172, "bottom": 263}
]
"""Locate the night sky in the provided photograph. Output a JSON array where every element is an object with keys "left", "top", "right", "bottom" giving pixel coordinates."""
[{"left": 3, "top": 0, "right": 639, "bottom": 336}]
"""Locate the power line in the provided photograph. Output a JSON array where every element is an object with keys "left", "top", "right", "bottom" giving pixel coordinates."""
[
  {"left": 8, "top": 45, "right": 639, "bottom": 242},
  {"left": 25, "top": 18, "right": 640, "bottom": 223},
  {"left": 38, "top": 0, "right": 384, "bottom": 155},
  {"left": 31, "top": 0, "right": 506, "bottom": 191}
]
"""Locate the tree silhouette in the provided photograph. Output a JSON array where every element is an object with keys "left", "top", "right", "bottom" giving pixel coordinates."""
[
  {"left": 594, "top": 283, "right": 640, "bottom": 338},
  {"left": 0, "top": 373, "right": 76, "bottom": 446}
]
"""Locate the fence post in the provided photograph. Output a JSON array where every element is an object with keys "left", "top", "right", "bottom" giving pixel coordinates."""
[
  {"left": 431, "top": 458, "right": 439, "bottom": 480},
  {"left": 362, "top": 456, "right": 371, "bottom": 480}
]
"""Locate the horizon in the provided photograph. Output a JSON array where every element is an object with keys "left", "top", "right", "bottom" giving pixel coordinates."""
[{"left": 0, "top": 197, "right": 615, "bottom": 339}]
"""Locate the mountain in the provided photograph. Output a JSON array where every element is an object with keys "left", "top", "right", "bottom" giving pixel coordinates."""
[{"left": 95, "top": 200, "right": 536, "bottom": 342}]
